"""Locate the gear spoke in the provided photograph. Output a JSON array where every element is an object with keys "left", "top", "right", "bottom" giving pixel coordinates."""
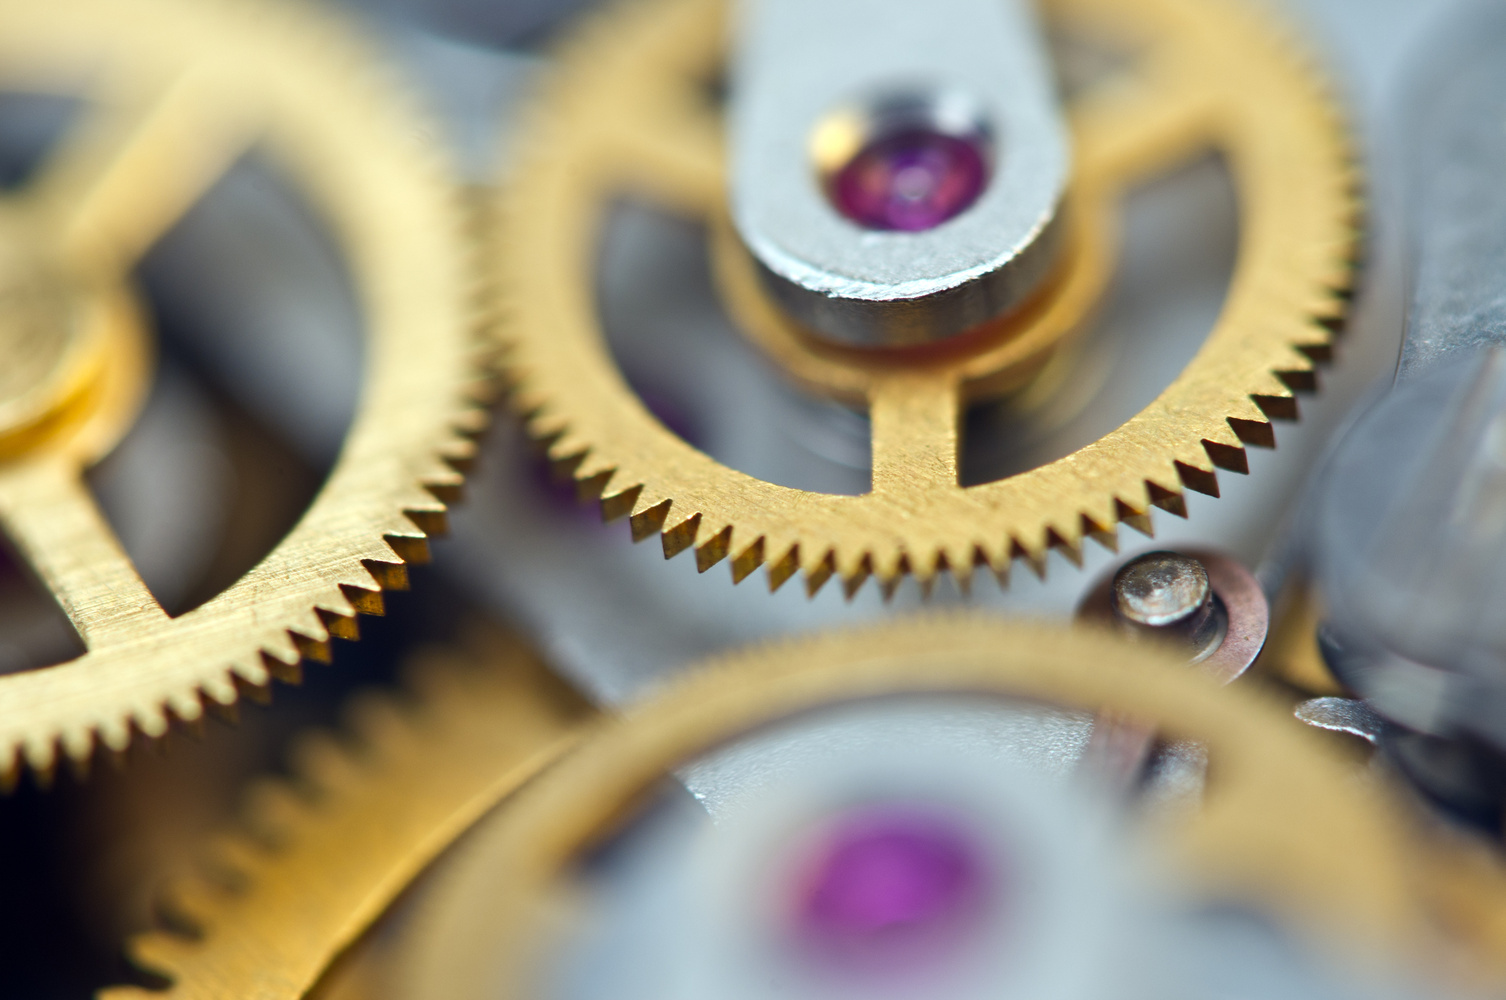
[
  {"left": 1072, "top": 63, "right": 1217, "bottom": 190},
  {"left": 0, "top": 457, "right": 166, "bottom": 651},
  {"left": 598, "top": 99, "right": 723, "bottom": 216},
  {"left": 868, "top": 374, "right": 961, "bottom": 497},
  {"left": 30, "top": 65, "right": 254, "bottom": 272}
]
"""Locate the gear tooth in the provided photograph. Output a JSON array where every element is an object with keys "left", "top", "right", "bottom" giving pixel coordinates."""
[
  {"left": 1251, "top": 389, "right": 1300, "bottom": 422},
  {"left": 290, "top": 731, "right": 362, "bottom": 793},
  {"left": 600, "top": 482, "right": 642, "bottom": 522},
  {"left": 451, "top": 406, "right": 490, "bottom": 438},
  {"left": 317, "top": 605, "right": 361, "bottom": 642},
  {"left": 1174, "top": 460, "right": 1220, "bottom": 498},
  {"left": 730, "top": 535, "right": 766, "bottom": 583},
  {"left": 1228, "top": 414, "right": 1276, "bottom": 449},
  {"left": 61, "top": 727, "right": 94, "bottom": 777},
  {"left": 1201, "top": 437, "right": 1249, "bottom": 475},
  {"left": 575, "top": 465, "right": 618, "bottom": 503},
  {"left": 153, "top": 871, "right": 218, "bottom": 939},
  {"left": 362, "top": 557, "right": 410, "bottom": 591},
  {"left": 1010, "top": 537, "right": 1048, "bottom": 580},
  {"left": 629, "top": 497, "right": 672, "bottom": 542},
  {"left": 345, "top": 689, "right": 412, "bottom": 752},
  {"left": 1046, "top": 527, "right": 1083, "bottom": 567},
  {"left": 949, "top": 556, "right": 973, "bottom": 596},
  {"left": 1295, "top": 340, "right": 1334, "bottom": 364},
  {"left": 98, "top": 716, "right": 132, "bottom": 754},
  {"left": 404, "top": 502, "right": 449, "bottom": 537},
  {"left": 695, "top": 525, "right": 733, "bottom": 572},
  {"left": 1144, "top": 480, "right": 1188, "bottom": 518},
  {"left": 545, "top": 434, "right": 591, "bottom": 471},
  {"left": 0, "top": 749, "right": 18, "bottom": 795},
  {"left": 1275, "top": 367, "right": 1318, "bottom": 394},
  {"left": 242, "top": 778, "right": 309, "bottom": 847},
  {"left": 340, "top": 581, "right": 386, "bottom": 616},
  {"left": 236, "top": 668, "right": 276, "bottom": 706},
  {"left": 99, "top": 986, "right": 162, "bottom": 1000},
  {"left": 420, "top": 470, "right": 465, "bottom": 505},
  {"left": 126, "top": 701, "right": 169, "bottom": 741},
  {"left": 235, "top": 651, "right": 275, "bottom": 690},
  {"left": 202, "top": 671, "right": 240, "bottom": 713},
  {"left": 804, "top": 550, "right": 836, "bottom": 597},
  {"left": 290, "top": 630, "right": 331, "bottom": 667},
  {"left": 201, "top": 833, "right": 262, "bottom": 891},
  {"left": 767, "top": 544, "right": 799, "bottom": 592},
  {"left": 384, "top": 531, "right": 431, "bottom": 566},
  {"left": 882, "top": 574, "right": 904, "bottom": 601},
  {"left": 870, "top": 548, "right": 905, "bottom": 583},
  {"left": 122, "top": 931, "right": 195, "bottom": 987},
  {"left": 23, "top": 735, "right": 58, "bottom": 787},
  {"left": 527, "top": 410, "right": 571, "bottom": 444},
  {"left": 972, "top": 543, "right": 1009, "bottom": 588},
  {"left": 1081, "top": 512, "right": 1118, "bottom": 553},
  {"left": 167, "top": 689, "right": 205, "bottom": 727},
  {"left": 661, "top": 511, "right": 702, "bottom": 559},
  {"left": 438, "top": 434, "right": 480, "bottom": 470},
  {"left": 1115, "top": 498, "right": 1155, "bottom": 536},
  {"left": 840, "top": 553, "right": 872, "bottom": 600},
  {"left": 914, "top": 564, "right": 936, "bottom": 601},
  {"left": 512, "top": 389, "right": 552, "bottom": 421}
]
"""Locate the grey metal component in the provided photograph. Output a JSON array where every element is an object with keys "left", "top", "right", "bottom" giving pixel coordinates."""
[
  {"left": 1294, "top": 697, "right": 1389, "bottom": 745},
  {"left": 728, "top": 0, "right": 1070, "bottom": 346},
  {"left": 1110, "top": 551, "right": 1220, "bottom": 654},
  {"left": 1399, "top": 2, "right": 1506, "bottom": 381},
  {"left": 1308, "top": 3, "right": 1506, "bottom": 760},
  {"left": 1313, "top": 353, "right": 1506, "bottom": 746}
]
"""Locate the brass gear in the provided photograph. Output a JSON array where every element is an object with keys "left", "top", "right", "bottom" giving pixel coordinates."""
[
  {"left": 498, "top": 0, "right": 1359, "bottom": 596},
  {"left": 103, "top": 620, "right": 1506, "bottom": 999},
  {"left": 0, "top": 0, "right": 483, "bottom": 781}
]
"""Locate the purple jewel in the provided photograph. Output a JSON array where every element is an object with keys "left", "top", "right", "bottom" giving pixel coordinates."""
[
  {"left": 830, "top": 129, "right": 988, "bottom": 232},
  {"left": 785, "top": 803, "right": 992, "bottom": 971}
]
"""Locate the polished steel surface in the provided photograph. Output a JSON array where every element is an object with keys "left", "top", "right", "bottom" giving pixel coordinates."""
[{"left": 728, "top": 0, "right": 1069, "bottom": 345}]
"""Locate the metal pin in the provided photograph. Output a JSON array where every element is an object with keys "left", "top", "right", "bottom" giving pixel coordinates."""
[{"left": 1110, "top": 550, "right": 1223, "bottom": 656}]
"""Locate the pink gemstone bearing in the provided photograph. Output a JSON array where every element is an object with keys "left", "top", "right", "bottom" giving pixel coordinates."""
[
  {"left": 785, "top": 802, "right": 994, "bottom": 971},
  {"left": 829, "top": 129, "right": 989, "bottom": 232}
]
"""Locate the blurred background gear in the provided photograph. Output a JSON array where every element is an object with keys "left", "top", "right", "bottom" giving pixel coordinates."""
[
  {"left": 0, "top": 0, "right": 480, "bottom": 784},
  {"left": 1293, "top": 0, "right": 1506, "bottom": 834},
  {"left": 107, "top": 620, "right": 1506, "bottom": 1000},
  {"left": 0, "top": 0, "right": 480, "bottom": 992}
]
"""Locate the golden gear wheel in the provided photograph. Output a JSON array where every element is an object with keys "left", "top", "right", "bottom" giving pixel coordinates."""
[
  {"left": 103, "top": 620, "right": 1506, "bottom": 1000},
  {"left": 0, "top": 0, "right": 482, "bottom": 782},
  {"left": 499, "top": 0, "right": 1359, "bottom": 597}
]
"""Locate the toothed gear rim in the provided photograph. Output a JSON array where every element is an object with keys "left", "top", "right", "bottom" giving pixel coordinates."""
[
  {"left": 105, "top": 620, "right": 1506, "bottom": 999},
  {"left": 497, "top": 0, "right": 1359, "bottom": 596},
  {"left": 0, "top": 0, "right": 482, "bottom": 781}
]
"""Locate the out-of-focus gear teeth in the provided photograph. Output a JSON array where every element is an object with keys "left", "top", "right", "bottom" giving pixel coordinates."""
[
  {"left": 0, "top": 0, "right": 485, "bottom": 782},
  {"left": 98, "top": 627, "right": 591, "bottom": 1000},
  {"left": 495, "top": 0, "right": 1361, "bottom": 598},
  {"left": 106, "top": 619, "right": 1506, "bottom": 1000}
]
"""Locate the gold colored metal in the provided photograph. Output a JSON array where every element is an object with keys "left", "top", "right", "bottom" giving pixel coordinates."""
[
  {"left": 110, "top": 621, "right": 1506, "bottom": 999},
  {"left": 0, "top": 0, "right": 482, "bottom": 782},
  {"left": 396, "top": 621, "right": 1491, "bottom": 1000},
  {"left": 103, "top": 627, "right": 592, "bottom": 1000},
  {"left": 498, "top": 0, "right": 1359, "bottom": 595}
]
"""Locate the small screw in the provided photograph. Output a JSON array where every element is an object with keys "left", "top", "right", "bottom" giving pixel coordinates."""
[{"left": 1111, "top": 551, "right": 1222, "bottom": 655}]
